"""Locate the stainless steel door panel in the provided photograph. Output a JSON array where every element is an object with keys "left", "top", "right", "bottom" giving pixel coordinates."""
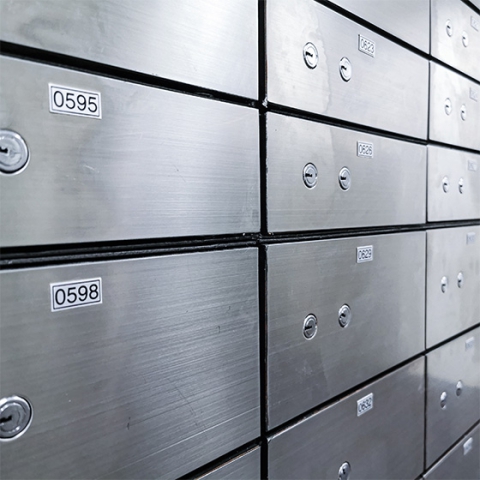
[
  {"left": 430, "top": 62, "right": 480, "bottom": 151},
  {"left": 328, "top": 0, "right": 429, "bottom": 52},
  {"left": 431, "top": 0, "right": 480, "bottom": 81},
  {"left": 198, "top": 447, "right": 260, "bottom": 479},
  {"left": 267, "top": 113, "right": 426, "bottom": 232},
  {"left": 0, "top": 57, "right": 260, "bottom": 247},
  {"left": 428, "top": 146, "right": 480, "bottom": 221},
  {"left": 426, "top": 328, "right": 480, "bottom": 467},
  {"left": 266, "top": 0, "right": 428, "bottom": 138},
  {"left": 424, "top": 424, "right": 480, "bottom": 480},
  {"left": 266, "top": 232, "right": 425, "bottom": 429},
  {"left": 468, "top": 0, "right": 480, "bottom": 10},
  {"left": 0, "top": 249, "right": 260, "bottom": 479},
  {"left": 268, "top": 358, "right": 425, "bottom": 480},
  {"left": 426, "top": 226, "right": 480, "bottom": 348},
  {"left": 0, "top": 0, "right": 258, "bottom": 98}
]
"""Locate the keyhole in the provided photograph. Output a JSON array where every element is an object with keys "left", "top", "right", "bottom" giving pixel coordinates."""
[
  {"left": 0, "top": 146, "right": 8, "bottom": 154},
  {"left": 0, "top": 415, "right": 13, "bottom": 425}
]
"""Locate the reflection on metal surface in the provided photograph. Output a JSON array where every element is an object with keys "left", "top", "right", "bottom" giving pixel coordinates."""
[{"left": 198, "top": 447, "right": 261, "bottom": 480}]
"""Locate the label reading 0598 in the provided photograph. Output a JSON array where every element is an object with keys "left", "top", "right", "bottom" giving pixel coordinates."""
[
  {"left": 51, "top": 278, "right": 102, "bottom": 311},
  {"left": 49, "top": 85, "right": 101, "bottom": 118}
]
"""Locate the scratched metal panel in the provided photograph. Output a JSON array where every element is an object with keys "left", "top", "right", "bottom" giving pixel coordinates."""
[
  {"left": 0, "top": 57, "right": 260, "bottom": 247},
  {"left": 428, "top": 146, "right": 480, "bottom": 222},
  {"left": 426, "top": 226, "right": 480, "bottom": 348},
  {"left": 426, "top": 328, "right": 480, "bottom": 468},
  {"left": 429, "top": 62, "right": 480, "bottom": 151},
  {"left": 266, "top": 113, "right": 426, "bottom": 232},
  {"left": 198, "top": 447, "right": 260, "bottom": 480},
  {"left": 0, "top": 0, "right": 258, "bottom": 98},
  {"left": 266, "top": 0, "right": 428, "bottom": 138},
  {"left": 268, "top": 358, "right": 425, "bottom": 480},
  {"left": 0, "top": 249, "right": 260, "bottom": 479},
  {"left": 431, "top": 0, "right": 480, "bottom": 81},
  {"left": 266, "top": 232, "right": 425, "bottom": 428},
  {"left": 328, "top": 0, "right": 430, "bottom": 52},
  {"left": 424, "top": 424, "right": 480, "bottom": 480}
]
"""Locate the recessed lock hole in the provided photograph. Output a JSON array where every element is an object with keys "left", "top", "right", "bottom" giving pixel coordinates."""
[
  {"left": 0, "top": 147, "right": 8, "bottom": 154},
  {"left": 0, "top": 415, "right": 12, "bottom": 425}
]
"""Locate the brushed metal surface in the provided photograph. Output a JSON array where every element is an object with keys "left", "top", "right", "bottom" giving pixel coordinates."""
[
  {"left": 0, "top": 0, "right": 258, "bottom": 98},
  {"left": 426, "top": 226, "right": 480, "bottom": 348},
  {"left": 0, "top": 249, "right": 260, "bottom": 479},
  {"left": 327, "top": 0, "right": 429, "bottom": 52},
  {"left": 431, "top": 0, "right": 480, "bottom": 81},
  {"left": 424, "top": 424, "right": 480, "bottom": 480},
  {"left": 426, "top": 328, "right": 480, "bottom": 467},
  {"left": 428, "top": 146, "right": 480, "bottom": 221},
  {"left": 266, "top": 113, "right": 426, "bottom": 232},
  {"left": 430, "top": 62, "right": 480, "bottom": 151},
  {"left": 468, "top": 0, "right": 480, "bottom": 10},
  {"left": 266, "top": 0, "right": 428, "bottom": 138},
  {"left": 198, "top": 447, "right": 260, "bottom": 479},
  {"left": 0, "top": 57, "right": 260, "bottom": 247},
  {"left": 266, "top": 232, "right": 425, "bottom": 428},
  {"left": 268, "top": 358, "right": 425, "bottom": 480}
]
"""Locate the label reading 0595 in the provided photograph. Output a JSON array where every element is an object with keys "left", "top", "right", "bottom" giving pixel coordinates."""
[
  {"left": 51, "top": 278, "right": 102, "bottom": 311},
  {"left": 49, "top": 85, "right": 101, "bottom": 119}
]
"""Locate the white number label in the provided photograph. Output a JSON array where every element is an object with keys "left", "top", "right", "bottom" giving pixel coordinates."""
[
  {"left": 51, "top": 278, "right": 102, "bottom": 311},
  {"left": 466, "top": 232, "right": 476, "bottom": 245},
  {"left": 49, "top": 85, "right": 101, "bottom": 118},
  {"left": 357, "top": 141, "right": 374, "bottom": 158},
  {"left": 357, "top": 245, "right": 373, "bottom": 263},
  {"left": 358, "top": 34, "right": 375, "bottom": 57},
  {"left": 463, "top": 437, "right": 473, "bottom": 455},
  {"left": 465, "top": 336, "right": 475, "bottom": 350},
  {"left": 471, "top": 16, "right": 479, "bottom": 32},
  {"left": 468, "top": 159, "right": 478, "bottom": 172},
  {"left": 357, "top": 393, "right": 374, "bottom": 416},
  {"left": 470, "top": 88, "right": 479, "bottom": 102}
]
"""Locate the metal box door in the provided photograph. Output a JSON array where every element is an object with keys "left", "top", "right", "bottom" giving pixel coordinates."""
[
  {"left": 0, "top": 249, "right": 260, "bottom": 479},
  {"left": 426, "top": 226, "right": 480, "bottom": 348},
  {"left": 328, "top": 0, "right": 430, "bottom": 52},
  {"left": 424, "top": 425, "right": 480, "bottom": 480},
  {"left": 266, "top": 232, "right": 425, "bottom": 428},
  {"left": 0, "top": 57, "right": 260, "bottom": 247},
  {"left": 266, "top": 113, "right": 426, "bottom": 232},
  {"left": 431, "top": 0, "right": 480, "bottom": 81},
  {"left": 427, "top": 146, "right": 480, "bottom": 222},
  {"left": 268, "top": 358, "right": 425, "bottom": 480},
  {"left": 199, "top": 447, "right": 260, "bottom": 480},
  {"left": 266, "top": 0, "right": 428, "bottom": 138},
  {"left": 0, "top": 0, "right": 258, "bottom": 98},
  {"left": 426, "top": 328, "right": 480, "bottom": 468},
  {"left": 429, "top": 62, "right": 480, "bottom": 151}
]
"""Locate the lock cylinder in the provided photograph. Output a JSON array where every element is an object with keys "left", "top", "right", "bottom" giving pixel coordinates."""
[{"left": 0, "top": 395, "right": 33, "bottom": 441}]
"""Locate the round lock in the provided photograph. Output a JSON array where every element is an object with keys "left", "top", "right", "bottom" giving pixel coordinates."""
[
  {"left": 338, "top": 461, "right": 351, "bottom": 480},
  {"left": 441, "top": 276, "right": 448, "bottom": 293},
  {"left": 338, "top": 304, "right": 352, "bottom": 328},
  {"left": 440, "top": 391, "right": 448, "bottom": 409},
  {"left": 0, "top": 395, "right": 33, "bottom": 441},
  {"left": 339, "top": 57, "right": 352, "bottom": 82},
  {"left": 457, "top": 272, "right": 464, "bottom": 288},
  {"left": 461, "top": 105, "right": 467, "bottom": 121},
  {"left": 456, "top": 380, "right": 463, "bottom": 397},
  {"left": 445, "top": 20, "right": 453, "bottom": 37},
  {"left": 338, "top": 167, "right": 351, "bottom": 191},
  {"left": 303, "top": 43, "right": 318, "bottom": 69},
  {"left": 458, "top": 178, "right": 464, "bottom": 194},
  {"left": 0, "top": 130, "right": 30, "bottom": 174},
  {"left": 444, "top": 98, "right": 452, "bottom": 115},
  {"left": 442, "top": 176, "right": 450, "bottom": 193},
  {"left": 303, "top": 163, "right": 318, "bottom": 188},
  {"left": 303, "top": 314, "right": 318, "bottom": 340},
  {"left": 462, "top": 31, "right": 469, "bottom": 47}
]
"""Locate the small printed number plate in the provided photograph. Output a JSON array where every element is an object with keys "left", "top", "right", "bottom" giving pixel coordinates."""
[
  {"left": 470, "top": 88, "right": 479, "bottom": 102},
  {"left": 465, "top": 336, "right": 475, "bottom": 351},
  {"left": 357, "top": 245, "right": 373, "bottom": 263},
  {"left": 468, "top": 160, "right": 478, "bottom": 172},
  {"left": 357, "top": 141, "right": 374, "bottom": 158},
  {"left": 51, "top": 278, "right": 102, "bottom": 311},
  {"left": 358, "top": 34, "right": 375, "bottom": 57},
  {"left": 49, "top": 84, "right": 101, "bottom": 118},
  {"left": 357, "top": 393, "right": 374, "bottom": 416},
  {"left": 463, "top": 437, "right": 473, "bottom": 455},
  {"left": 471, "top": 16, "right": 479, "bottom": 32},
  {"left": 466, "top": 232, "right": 476, "bottom": 245}
]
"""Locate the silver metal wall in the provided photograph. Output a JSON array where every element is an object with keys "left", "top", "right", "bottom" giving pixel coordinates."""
[{"left": 0, "top": 1, "right": 479, "bottom": 479}]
